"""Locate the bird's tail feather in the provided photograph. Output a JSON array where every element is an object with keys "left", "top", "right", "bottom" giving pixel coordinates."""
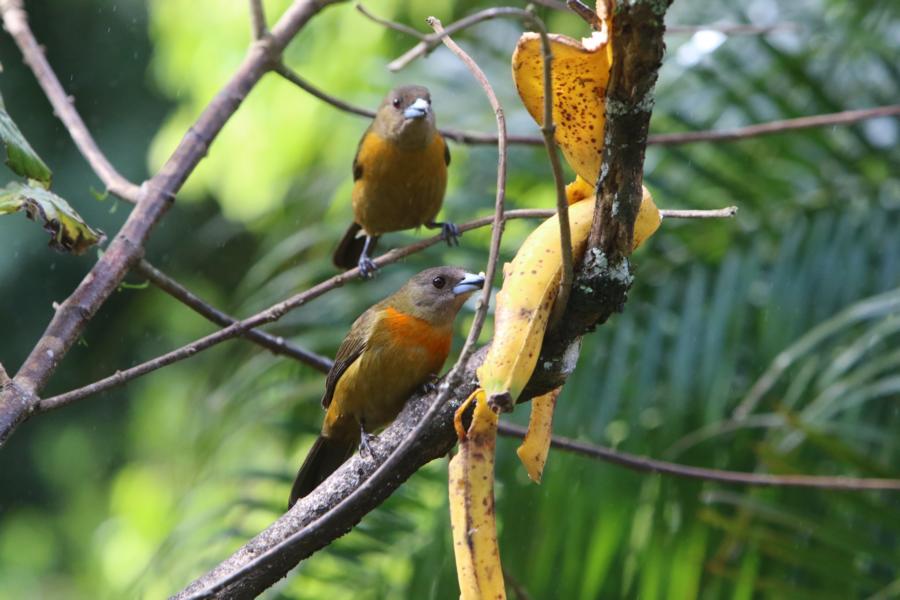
[
  {"left": 288, "top": 435, "right": 356, "bottom": 508},
  {"left": 333, "top": 223, "right": 379, "bottom": 270}
]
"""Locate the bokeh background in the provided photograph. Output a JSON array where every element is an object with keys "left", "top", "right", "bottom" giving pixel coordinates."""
[{"left": 1, "top": 0, "right": 899, "bottom": 598}]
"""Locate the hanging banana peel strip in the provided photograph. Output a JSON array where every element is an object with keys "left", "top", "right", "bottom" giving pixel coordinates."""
[
  {"left": 449, "top": 390, "right": 506, "bottom": 600},
  {"left": 516, "top": 386, "right": 562, "bottom": 483}
]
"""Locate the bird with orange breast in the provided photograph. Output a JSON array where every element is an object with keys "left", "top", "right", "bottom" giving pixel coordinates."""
[
  {"left": 333, "top": 85, "right": 458, "bottom": 277},
  {"left": 289, "top": 266, "right": 484, "bottom": 507}
]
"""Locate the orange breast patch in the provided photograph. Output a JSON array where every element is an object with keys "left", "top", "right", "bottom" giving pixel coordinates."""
[{"left": 382, "top": 307, "right": 452, "bottom": 363}]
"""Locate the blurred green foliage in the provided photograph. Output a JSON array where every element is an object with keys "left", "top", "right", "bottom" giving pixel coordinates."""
[{"left": 1, "top": 0, "right": 898, "bottom": 598}]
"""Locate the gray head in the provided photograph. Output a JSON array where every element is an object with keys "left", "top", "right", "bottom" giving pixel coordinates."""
[
  {"left": 386, "top": 266, "right": 485, "bottom": 325},
  {"left": 372, "top": 85, "right": 437, "bottom": 146}
]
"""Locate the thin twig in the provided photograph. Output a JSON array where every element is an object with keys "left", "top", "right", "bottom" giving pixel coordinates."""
[
  {"left": 661, "top": 206, "right": 738, "bottom": 219},
  {"left": 274, "top": 63, "right": 375, "bottom": 118},
  {"left": 545, "top": 0, "right": 795, "bottom": 36},
  {"left": 0, "top": 0, "right": 142, "bottom": 203},
  {"left": 503, "top": 567, "right": 534, "bottom": 600},
  {"left": 497, "top": 422, "right": 900, "bottom": 491},
  {"left": 37, "top": 204, "right": 734, "bottom": 411},
  {"left": 422, "top": 13, "right": 509, "bottom": 376},
  {"left": 566, "top": 0, "right": 600, "bottom": 29},
  {"left": 134, "top": 259, "right": 333, "bottom": 373},
  {"left": 249, "top": 0, "right": 268, "bottom": 39},
  {"left": 666, "top": 23, "right": 798, "bottom": 35},
  {"left": 355, "top": 3, "right": 425, "bottom": 39},
  {"left": 529, "top": 0, "right": 569, "bottom": 11},
  {"left": 523, "top": 9, "right": 574, "bottom": 330},
  {"left": 37, "top": 206, "right": 735, "bottom": 411},
  {"left": 388, "top": 6, "right": 535, "bottom": 72},
  {"left": 649, "top": 105, "right": 900, "bottom": 146},
  {"left": 274, "top": 61, "right": 542, "bottom": 145},
  {"left": 273, "top": 62, "right": 900, "bottom": 150},
  {"left": 38, "top": 210, "right": 542, "bottom": 412},
  {"left": 0, "top": 0, "right": 343, "bottom": 447},
  {"left": 180, "top": 15, "right": 511, "bottom": 599}
]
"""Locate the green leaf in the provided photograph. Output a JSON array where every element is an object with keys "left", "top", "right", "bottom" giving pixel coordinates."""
[
  {"left": 0, "top": 181, "right": 105, "bottom": 254},
  {"left": 0, "top": 92, "right": 52, "bottom": 185}
]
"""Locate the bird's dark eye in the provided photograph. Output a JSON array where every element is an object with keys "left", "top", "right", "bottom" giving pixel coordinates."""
[
  {"left": 432, "top": 276, "right": 446, "bottom": 289},
  {"left": 392, "top": 97, "right": 402, "bottom": 108}
]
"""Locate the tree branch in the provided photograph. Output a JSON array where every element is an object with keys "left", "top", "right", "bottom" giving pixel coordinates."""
[
  {"left": 38, "top": 205, "right": 735, "bottom": 411},
  {"left": 272, "top": 56, "right": 899, "bottom": 150},
  {"left": 665, "top": 23, "right": 797, "bottom": 35},
  {"left": 589, "top": 0, "right": 672, "bottom": 259},
  {"left": 0, "top": 0, "right": 142, "bottom": 203},
  {"left": 524, "top": 10, "right": 574, "bottom": 329},
  {"left": 36, "top": 209, "right": 551, "bottom": 413},
  {"left": 354, "top": 3, "right": 425, "bottom": 39},
  {"left": 273, "top": 61, "right": 542, "bottom": 145},
  {"left": 384, "top": 6, "right": 538, "bottom": 72},
  {"left": 0, "top": 0, "right": 344, "bottom": 447},
  {"left": 650, "top": 105, "right": 900, "bottom": 146},
  {"left": 134, "top": 259, "right": 333, "bottom": 373},
  {"left": 248, "top": 0, "right": 269, "bottom": 40},
  {"left": 566, "top": 0, "right": 601, "bottom": 29},
  {"left": 496, "top": 422, "right": 900, "bottom": 491}
]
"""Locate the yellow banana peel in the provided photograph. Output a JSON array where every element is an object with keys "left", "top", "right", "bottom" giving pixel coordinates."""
[
  {"left": 512, "top": 18, "right": 613, "bottom": 185},
  {"left": 516, "top": 387, "right": 562, "bottom": 483},
  {"left": 634, "top": 186, "right": 662, "bottom": 249},
  {"left": 478, "top": 189, "right": 660, "bottom": 408},
  {"left": 565, "top": 174, "right": 594, "bottom": 206},
  {"left": 449, "top": 390, "right": 506, "bottom": 600},
  {"left": 476, "top": 198, "right": 597, "bottom": 406}
]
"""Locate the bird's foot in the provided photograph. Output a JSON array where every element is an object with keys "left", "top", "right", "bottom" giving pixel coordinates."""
[
  {"left": 357, "top": 255, "right": 378, "bottom": 279},
  {"left": 427, "top": 221, "right": 461, "bottom": 247},
  {"left": 359, "top": 432, "right": 377, "bottom": 459},
  {"left": 418, "top": 374, "right": 440, "bottom": 395}
]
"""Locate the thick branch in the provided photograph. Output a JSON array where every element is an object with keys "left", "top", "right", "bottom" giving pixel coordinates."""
[
  {"left": 0, "top": 0, "right": 343, "bottom": 447},
  {"left": 497, "top": 423, "right": 900, "bottom": 491},
  {"left": 589, "top": 0, "right": 672, "bottom": 258},
  {"left": 175, "top": 357, "right": 483, "bottom": 599},
  {"left": 135, "top": 260, "right": 332, "bottom": 373},
  {"left": 175, "top": 236, "right": 635, "bottom": 598},
  {"left": 0, "top": 0, "right": 142, "bottom": 202}
]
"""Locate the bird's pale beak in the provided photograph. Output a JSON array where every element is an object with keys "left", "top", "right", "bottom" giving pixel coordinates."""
[
  {"left": 452, "top": 272, "right": 486, "bottom": 296},
  {"left": 403, "top": 97, "right": 430, "bottom": 119}
]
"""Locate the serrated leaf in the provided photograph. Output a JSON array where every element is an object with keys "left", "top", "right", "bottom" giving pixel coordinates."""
[
  {"left": 0, "top": 181, "right": 105, "bottom": 254},
  {"left": 0, "top": 92, "right": 52, "bottom": 185}
]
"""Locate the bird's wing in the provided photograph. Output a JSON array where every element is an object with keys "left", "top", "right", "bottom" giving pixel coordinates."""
[
  {"left": 321, "top": 309, "right": 374, "bottom": 409},
  {"left": 352, "top": 126, "right": 373, "bottom": 182}
]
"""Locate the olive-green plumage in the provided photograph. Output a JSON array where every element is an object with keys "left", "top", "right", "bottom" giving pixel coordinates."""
[
  {"left": 289, "top": 267, "right": 484, "bottom": 507},
  {"left": 333, "top": 85, "right": 454, "bottom": 276}
]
